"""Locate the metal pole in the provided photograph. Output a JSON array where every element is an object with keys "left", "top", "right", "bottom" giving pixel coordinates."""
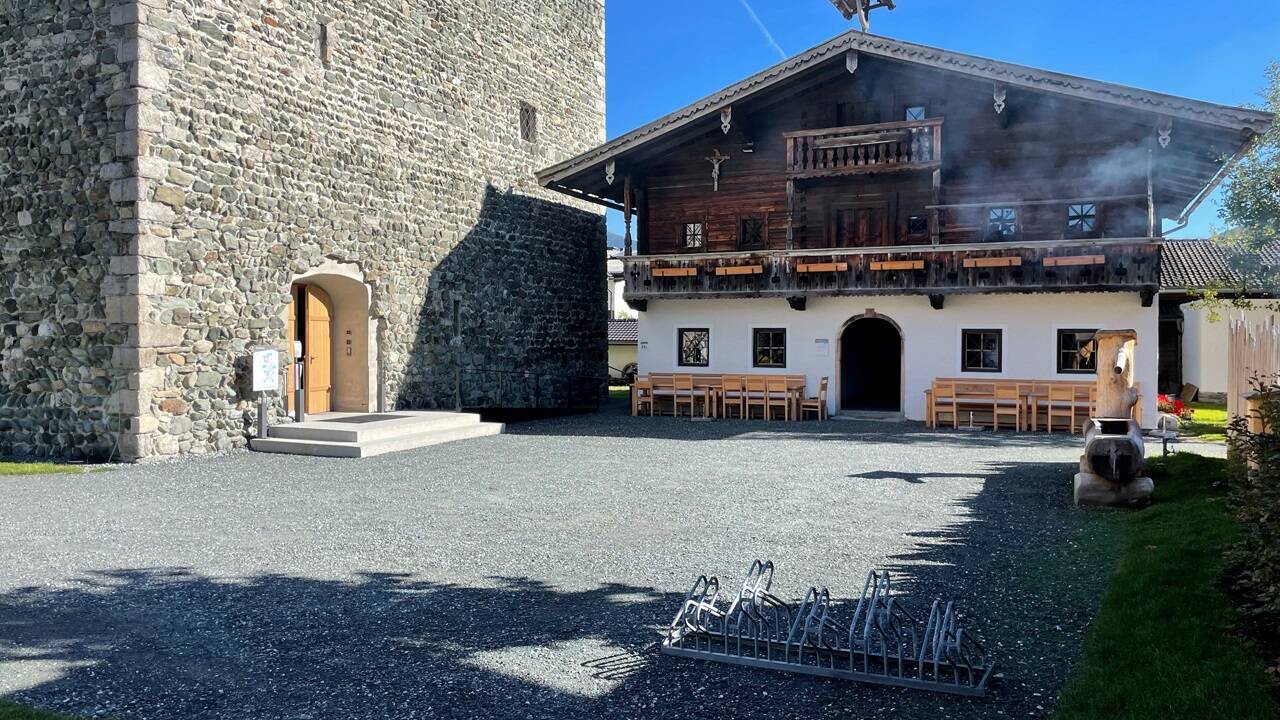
[
  {"left": 294, "top": 357, "right": 305, "bottom": 423},
  {"left": 257, "top": 393, "right": 269, "bottom": 439},
  {"left": 454, "top": 366, "right": 462, "bottom": 412}
]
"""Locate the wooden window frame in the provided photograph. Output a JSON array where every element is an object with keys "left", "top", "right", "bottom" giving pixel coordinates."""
[
  {"left": 738, "top": 215, "right": 766, "bottom": 251},
  {"left": 677, "top": 327, "right": 710, "bottom": 367},
  {"left": 752, "top": 327, "right": 786, "bottom": 368},
  {"left": 681, "top": 221, "right": 705, "bottom": 252},
  {"left": 1065, "top": 203, "right": 1100, "bottom": 239},
  {"left": 961, "top": 329, "right": 1002, "bottom": 373},
  {"left": 1057, "top": 328, "right": 1098, "bottom": 374},
  {"left": 985, "top": 207, "right": 1019, "bottom": 242}
]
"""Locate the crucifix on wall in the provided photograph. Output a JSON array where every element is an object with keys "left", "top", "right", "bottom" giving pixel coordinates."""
[{"left": 706, "top": 148, "right": 729, "bottom": 192}]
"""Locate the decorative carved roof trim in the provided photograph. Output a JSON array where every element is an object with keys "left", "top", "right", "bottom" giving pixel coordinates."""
[{"left": 537, "top": 32, "right": 1273, "bottom": 187}]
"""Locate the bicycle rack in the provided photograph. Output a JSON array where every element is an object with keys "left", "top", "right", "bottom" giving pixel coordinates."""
[{"left": 660, "top": 560, "right": 996, "bottom": 696}]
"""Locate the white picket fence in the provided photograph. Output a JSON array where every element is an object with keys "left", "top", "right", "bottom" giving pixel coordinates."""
[{"left": 1227, "top": 315, "right": 1280, "bottom": 419}]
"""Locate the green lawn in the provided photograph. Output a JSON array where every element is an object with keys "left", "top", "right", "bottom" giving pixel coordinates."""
[
  {"left": 0, "top": 700, "right": 77, "bottom": 720},
  {"left": 0, "top": 462, "right": 84, "bottom": 477},
  {"left": 608, "top": 385, "right": 630, "bottom": 402},
  {"left": 1179, "top": 401, "right": 1229, "bottom": 442},
  {"left": 1054, "top": 453, "right": 1277, "bottom": 719}
]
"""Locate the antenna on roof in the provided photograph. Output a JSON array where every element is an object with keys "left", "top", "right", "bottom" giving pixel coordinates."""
[{"left": 829, "top": 0, "right": 896, "bottom": 32}]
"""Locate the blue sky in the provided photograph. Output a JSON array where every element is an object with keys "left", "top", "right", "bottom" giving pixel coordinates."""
[{"left": 601, "top": 0, "right": 1279, "bottom": 241}]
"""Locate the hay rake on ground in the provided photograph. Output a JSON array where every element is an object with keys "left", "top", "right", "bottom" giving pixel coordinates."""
[{"left": 660, "top": 560, "right": 996, "bottom": 696}]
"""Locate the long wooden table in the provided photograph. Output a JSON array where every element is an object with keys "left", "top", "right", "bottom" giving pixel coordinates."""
[
  {"left": 924, "top": 378, "right": 1140, "bottom": 432},
  {"left": 633, "top": 373, "right": 808, "bottom": 420}
]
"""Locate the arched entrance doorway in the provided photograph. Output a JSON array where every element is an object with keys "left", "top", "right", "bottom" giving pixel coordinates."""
[
  {"left": 839, "top": 315, "right": 902, "bottom": 412},
  {"left": 285, "top": 262, "right": 377, "bottom": 415},
  {"left": 287, "top": 284, "right": 335, "bottom": 413}
]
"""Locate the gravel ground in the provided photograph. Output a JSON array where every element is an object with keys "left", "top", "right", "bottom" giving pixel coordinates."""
[{"left": 0, "top": 407, "right": 1123, "bottom": 720}]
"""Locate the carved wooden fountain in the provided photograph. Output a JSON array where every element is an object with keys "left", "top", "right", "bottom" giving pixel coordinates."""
[{"left": 1074, "top": 330, "right": 1154, "bottom": 507}]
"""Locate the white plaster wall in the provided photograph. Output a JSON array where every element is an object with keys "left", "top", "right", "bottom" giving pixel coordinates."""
[
  {"left": 637, "top": 293, "right": 1159, "bottom": 427},
  {"left": 1181, "top": 304, "right": 1278, "bottom": 394},
  {"left": 608, "top": 344, "right": 638, "bottom": 379}
]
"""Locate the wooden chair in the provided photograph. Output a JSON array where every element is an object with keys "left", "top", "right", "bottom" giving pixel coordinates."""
[
  {"left": 993, "top": 382, "right": 1023, "bottom": 431},
  {"left": 1071, "top": 384, "right": 1094, "bottom": 432},
  {"left": 745, "top": 376, "right": 768, "bottom": 419},
  {"left": 1046, "top": 384, "right": 1076, "bottom": 433},
  {"left": 632, "top": 379, "right": 654, "bottom": 417},
  {"left": 721, "top": 375, "right": 746, "bottom": 419},
  {"left": 673, "top": 374, "right": 697, "bottom": 418},
  {"left": 931, "top": 380, "right": 959, "bottom": 428},
  {"left": 765, "top": 375, "right": 789, "bottom": 421},
  {"left": 801, "top": 377, "right": 829, "bottom": 421}
]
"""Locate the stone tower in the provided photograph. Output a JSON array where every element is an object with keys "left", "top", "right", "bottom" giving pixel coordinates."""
[{"left": 0, "top": 0, "right": 608, "bottom": 460}]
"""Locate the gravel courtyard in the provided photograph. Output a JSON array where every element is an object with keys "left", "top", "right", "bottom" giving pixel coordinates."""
[{"left": 0, "top": 411, "right": 1118, "bottom": 720}]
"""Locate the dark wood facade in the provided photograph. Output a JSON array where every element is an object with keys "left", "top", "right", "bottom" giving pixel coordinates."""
[{"left": 539, "top": 34, "right": 1272, "bottom": 307}]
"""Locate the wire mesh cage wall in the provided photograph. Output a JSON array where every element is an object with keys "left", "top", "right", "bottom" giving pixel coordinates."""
[{"left": 661, "top": 560, "right": 996, "bottom": 696}]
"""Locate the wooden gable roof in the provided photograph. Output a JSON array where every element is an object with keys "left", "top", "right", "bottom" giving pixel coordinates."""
[{"left": 538, "top": 32, "right": 1272, "bottom": 222}]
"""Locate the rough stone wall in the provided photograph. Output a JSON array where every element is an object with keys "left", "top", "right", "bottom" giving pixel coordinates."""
[
  {"left": 0, "top": 2, "right": 138, "bottom": 460},
  {"left": 123, "top": 0, "right": 607, "bottom": 457}
]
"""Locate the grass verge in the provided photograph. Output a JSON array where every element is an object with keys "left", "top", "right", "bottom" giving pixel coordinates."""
[
  {"left": 1180, "top": 401, "right": 1228, "bottom": 442},
  {"left": 1054, "top": 453, "right": 1277, "bottom": 719},
  {"left": 0, "top": 700, "right": 77, "bottom": 720},
  {"left": 0, "top": 462, "right": 83, "bottom": 477},
  {"left": 608, "top": 385, "right": 630, "bottom": 402}
]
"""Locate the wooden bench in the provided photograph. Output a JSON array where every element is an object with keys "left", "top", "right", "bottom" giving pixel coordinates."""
[{"left": 926, "top": 378, "right": 1102, "bottom": 432}]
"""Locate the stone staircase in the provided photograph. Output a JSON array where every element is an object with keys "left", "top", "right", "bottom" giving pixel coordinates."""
[{"left": 250, "top": 411, "right": 503, "bottom": 458}]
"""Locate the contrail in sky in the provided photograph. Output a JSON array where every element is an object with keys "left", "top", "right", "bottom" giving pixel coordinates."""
[{"left": 736, "top": 0, "right": 787, "bottom": 59}]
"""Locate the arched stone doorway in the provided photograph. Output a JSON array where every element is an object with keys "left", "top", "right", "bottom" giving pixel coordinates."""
[
  {"left": 838, "top": 314, "right": 903, "bottom": 412},
  {"left": 286, "top": 262, "right": 377, "bottom": 414}
]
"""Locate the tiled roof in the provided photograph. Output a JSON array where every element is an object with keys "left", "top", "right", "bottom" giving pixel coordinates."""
[
  {"left": 608, "top": 319, "right": 638, "bottom": 345},
  {"left": 1161, "top": 239, "right": 1280, "bottom": 292}
]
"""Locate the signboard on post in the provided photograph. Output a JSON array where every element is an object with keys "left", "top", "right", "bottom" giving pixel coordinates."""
[{"left": 252, "top": 347, "right": 281, "bottom": 393}]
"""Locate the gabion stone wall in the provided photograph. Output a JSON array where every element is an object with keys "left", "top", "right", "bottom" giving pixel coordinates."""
[{"left": 0, "top": 0, "right": 607, "bottom": 460}]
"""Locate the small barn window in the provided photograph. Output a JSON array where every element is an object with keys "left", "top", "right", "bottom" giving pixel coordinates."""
[
  {"left": 962, "top": 329, "right": 1002, "bottom": 372},
  {"left": 319, "top": 23, "right": 334, "bottom": 66},
  {"left": 986, "top": 207, "right": 1018, "bottom": 242},
  {"left": 678, "top": 328, "right": 710, "bottom": 367},
  {"left": 907, "top": 214, "right": 929, "bottom": 236},
  {"left": 1066, "top": 203, "right": 1098, "bottom": 238},
  {"left": 519, "top": 102, "right": 538, "bottom": 142},
  {"left": 682, "top": 222, "right": 704, "bottom": 250},
  {"left": 905, "top": 105, "right": 926, "bottom": 121},
  {"left": 739, "top": 217, "right": 764, "bottom": 250},
  {"left": 753, "top": 328, "right": 786, "bottom": 368}
]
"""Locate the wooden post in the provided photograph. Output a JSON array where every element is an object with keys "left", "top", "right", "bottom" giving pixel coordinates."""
[
  {"left": 1095, "top": 329, "right": 1138, "bottom": 418},
  {"left": 785, "top": 179, "right": 795, "bottom": 251},
  {"left": 1146, "top": 148, "right": 1156, "bottom": 238},
  {"left": 930, "top": 168, "right": 941, "bottom": 245},
  {"left": 622, "top": 174, "right": 633, "bottom": 256}
]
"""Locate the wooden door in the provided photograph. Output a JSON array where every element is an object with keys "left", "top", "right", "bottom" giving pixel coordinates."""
[
  {"left": 286, "top": 285, "right": 299, "bottom": 412},
  {"left": 304, "top": 284, "right": 333, "bottom": 414},
  {"left": 832, "top": 202, "right": 890, "bottom": 247}
]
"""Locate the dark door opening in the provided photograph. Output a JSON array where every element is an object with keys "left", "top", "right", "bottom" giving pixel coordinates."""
[{"left": 840, "top": 316, "right": 902, "bottom": 411}]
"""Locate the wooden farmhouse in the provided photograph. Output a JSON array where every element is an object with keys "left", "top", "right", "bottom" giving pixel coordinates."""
[{"left": 539, "top": 32, "right": 1273, "bottom": 423}]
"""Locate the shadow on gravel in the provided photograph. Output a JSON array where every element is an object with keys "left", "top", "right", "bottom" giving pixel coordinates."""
[
  {"left": 0, "top": 462, "right": 1112, "bottom": 720},
  {"left": 506, "top": 411, "right": 1082, "bottom": 449}
]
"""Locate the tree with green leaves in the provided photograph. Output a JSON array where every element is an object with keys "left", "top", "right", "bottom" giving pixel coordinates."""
[{"left": 1203, "top": 63, "right": 1280, "bottom": 308}]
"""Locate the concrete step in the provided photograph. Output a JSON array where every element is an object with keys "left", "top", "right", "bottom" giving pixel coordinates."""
[
  {"left": 251, "top": 411, "right": 503, "bottom": 458},
  {"left": 268, "top": 411, "right": 481, "bottom": 443}
]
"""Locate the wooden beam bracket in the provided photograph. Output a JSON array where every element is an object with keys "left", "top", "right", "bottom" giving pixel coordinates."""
[
  {"left": 787, "top": 296, "right": 807, "bottom": 311},
  {"left": 928, "top": 294, "right": 945, "bottom": 310}
]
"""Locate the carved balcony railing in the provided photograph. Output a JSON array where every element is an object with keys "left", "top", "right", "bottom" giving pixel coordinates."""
[
  {"left": 785, "top": 117, "right": 943, "bottom": 179},
  {"left": 622, "top": 239, "right": 1160, "bottom": 306}
]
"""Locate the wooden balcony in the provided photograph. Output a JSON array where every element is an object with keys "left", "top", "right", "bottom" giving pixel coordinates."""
[
  {"left": 784, "top": 118, "right": 943, "bottom": 180},
  {"left": 622, "top": 239, "right": 1160, "bottom": 307}
]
